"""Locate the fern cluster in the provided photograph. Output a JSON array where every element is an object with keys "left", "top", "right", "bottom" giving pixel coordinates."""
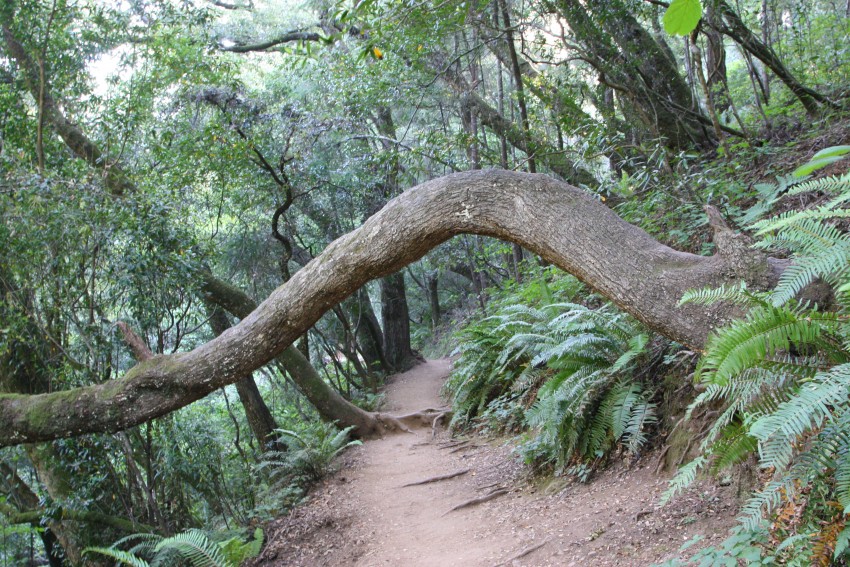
[
  {"left": 663, "top": 150, "right": 850, "bottom": 564},
  {"left": 257, "top": 423, "right": 361, "bottom": 490},
  {"left": 84, "top": 527, "right": 263, "bottom": 567},
  {"left": 444, "top": 269, "right": 656, "bottom": 476}
]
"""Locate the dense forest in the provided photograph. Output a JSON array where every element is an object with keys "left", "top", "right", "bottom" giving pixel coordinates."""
[{"left": 1, "top": 0, "right": 850, "bottom": 563}]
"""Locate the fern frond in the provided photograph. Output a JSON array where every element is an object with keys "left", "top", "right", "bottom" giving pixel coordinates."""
[
  {"left": 738, "top": 479, "right": 795, "bottom": 531},
  {"left": 624, "top": 401, "right": 656, "bottom": 454},
  {"left": 769, "top": 241, "right": 850, "bottom": 304},
  {"left": 84, "top": 547, "right": 150, "bottom": 567},
  {"left": 154, "top": 529, "right": 231, "bottom": 567},
  {"left": 698, "top": 305, "right": 836, "bottom": 385},
  {"left": 785, "top": 172, "right": 850, "bottom": 197},
  {"left": 679, "top": 282, "right": 756, "bottom": 307},
  {"left": 661, "top": 456, "right": 707, "bottom": 505},
  {"left": 709, "top": 425, "right": 758, "bottom": 474},
  {"left": 750, "top": 364, "right": 850, "bottom": 455}
]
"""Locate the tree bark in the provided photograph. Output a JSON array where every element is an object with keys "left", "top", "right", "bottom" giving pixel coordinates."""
[
  {"left": 0, "top": 169, "right": 785, "bottom": 447},
  {"left": 380, "top": 272, "right": 417, "bottom": 371},
  {"left": 200, "top": 272, "right": 389, "bottom": 438}
]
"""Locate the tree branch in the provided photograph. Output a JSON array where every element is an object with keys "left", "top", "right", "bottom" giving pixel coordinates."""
[
  {"left": 0, "top": 169, "right": 784, "bottom": 446},
  {"left": 221, "top": 30, "right": 322, "bottom": 52}
]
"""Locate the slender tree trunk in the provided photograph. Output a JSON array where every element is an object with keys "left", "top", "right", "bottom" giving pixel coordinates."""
[
  {"left": 497, "top": 0, "right": 536, "bottom": 173},
  {"left": 351, "top": 288, "right": 387, "bottom": 373},
  {"left": 712, "top": 0, "right": 831, "bottom": 115},
  {"left": 426, "top": 273, "right": 441, "bottom": 328},
  {"left": 703, "top": 7, "right": 730, "bottom": 114}
]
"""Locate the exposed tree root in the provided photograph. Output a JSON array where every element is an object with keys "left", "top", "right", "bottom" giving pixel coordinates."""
[
  {"left": 443, "top": 488, "right": 508, "bottom": 515},
  {"left": 431, "top": 411, "right": 450, "bottom": 439},
  {"left": 401, "top": 469, "right": 470, "bottom": 487},
  {"left": 449, "top": 443, "right": 481, "bottom": 454},
  {"left": 493, "top": 538, "right": 550, "bottom": 566},
  {"left": 437, "top": 439, "right": 470, "bottom": 449},
  {"left": 370, "top": 408, "right": 452, "bottom": 437}
]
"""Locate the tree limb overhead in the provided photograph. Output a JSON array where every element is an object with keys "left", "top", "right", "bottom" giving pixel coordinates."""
[{"left": 0, "top": 170, "right": 783, "bottom": 446}]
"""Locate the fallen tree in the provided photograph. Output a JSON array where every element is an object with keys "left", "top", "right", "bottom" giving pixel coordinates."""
[{"left": 0, "top": 169, "right": 787, "bottom": 447}]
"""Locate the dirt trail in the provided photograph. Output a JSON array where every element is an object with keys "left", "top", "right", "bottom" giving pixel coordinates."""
[{"left": 253, "top": 359, "right": 739, "bottom": 566}]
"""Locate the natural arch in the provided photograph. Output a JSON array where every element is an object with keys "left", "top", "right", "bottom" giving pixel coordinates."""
[{"left": 0, "top": 169, "right": 785, "bottom": 447}]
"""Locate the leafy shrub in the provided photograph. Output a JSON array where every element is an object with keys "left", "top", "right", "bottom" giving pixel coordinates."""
[{"left": 258, "top": 423, "right": 361, "bottom": 488}]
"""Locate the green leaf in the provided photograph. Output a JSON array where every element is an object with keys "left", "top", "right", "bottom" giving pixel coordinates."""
[
  {"left": 793, "top": 155, "right": 847, "bottom": 177},
  {"left": 812, "top": 145, "right": 850, "bottom": 160},
  {"left": 663, "top": 0, "right": 702, "bottom": 35},
  {"left": 84, "top": 547, "right": 150, "bottom": 567}
]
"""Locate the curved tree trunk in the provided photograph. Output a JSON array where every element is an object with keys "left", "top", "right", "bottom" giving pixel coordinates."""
[
  {"left": 0, "top": 169, "right": 785, "bottom": 447},
  {"left": 201, "top": 272, "right": 396, "bottom": 438}
]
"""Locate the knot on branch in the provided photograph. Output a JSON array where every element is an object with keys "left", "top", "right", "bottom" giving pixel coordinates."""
[{"left": 705, "top": 205, "right": 773, "bottom": 289}]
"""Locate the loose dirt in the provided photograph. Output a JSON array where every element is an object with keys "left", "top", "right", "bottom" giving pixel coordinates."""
[{"left": 251, "top": 359, "right": 739, "bottom": 566}]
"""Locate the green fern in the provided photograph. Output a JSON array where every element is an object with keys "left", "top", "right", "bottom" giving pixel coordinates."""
[
  {"left": 154, "top": 529, "right": 231, "bottom": 567},
  {"left": 85, "top": 529, "right": 242, "bottom": 567},
  {"left": 259, "top": 424, "right": 361, "bottom": 486},
  {"left": 662, "top": 151, "right": 850, "bottom": 563},
  {"left": 446, "top": 272, "right": 655, "bottom": 473},
  {"left": 84, "top": 547, "right": 152, "bottom": 567}
]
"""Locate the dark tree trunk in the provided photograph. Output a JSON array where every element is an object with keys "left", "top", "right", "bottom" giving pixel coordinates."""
[
  {"left": 351, "top": 288, "right": 387, "bottom": 373},
  {"left": 551, "top": 0, "right": 716, "bottom": 149},
  {"left": 0, "top": 169, "right": 790, "bottom": 447},
  {"left": 427, "top": 273, "right": 441, "bottom": 328},
  {"left": 380, "top": 272, "right": 417, "bottom": 371}
]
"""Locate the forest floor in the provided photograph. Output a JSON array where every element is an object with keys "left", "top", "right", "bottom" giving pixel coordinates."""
[{"left": 250, "top": 359, "right": 741, "bottom": 566}]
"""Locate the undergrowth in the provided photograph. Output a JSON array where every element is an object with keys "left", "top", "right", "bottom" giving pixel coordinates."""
[
  {"left": 444, "top": 266, "right": 659, "bottom": 478},
  {"left": 660, "top": 147, "right": 850, "bottom": 565}
]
